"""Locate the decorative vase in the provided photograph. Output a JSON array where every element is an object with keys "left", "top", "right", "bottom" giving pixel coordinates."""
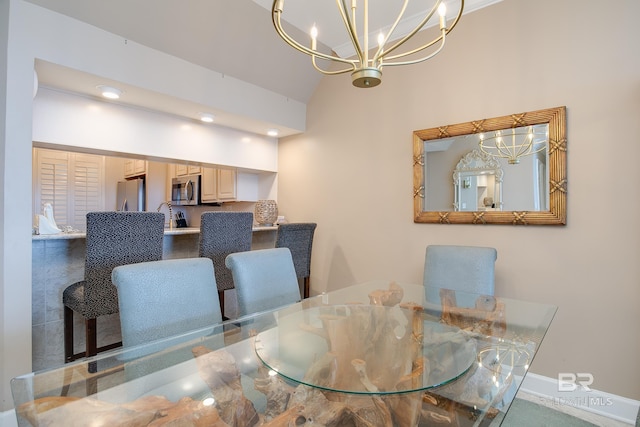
[{"left": 255, "top": 200, "right": 278, "bottom": 226}]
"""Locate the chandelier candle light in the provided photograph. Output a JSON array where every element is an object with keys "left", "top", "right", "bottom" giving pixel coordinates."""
[
  {"left": 272, "top": 0, "right": 464, "bottom": 88},
  {"left": 478, "top": 126, "right": 548, "bottom": 165}
]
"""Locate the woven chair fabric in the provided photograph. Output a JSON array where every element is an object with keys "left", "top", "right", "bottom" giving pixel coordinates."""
[
  {"left": 423, "top": 245, "right": 497, "bottom": 306},
  {"left": 112, "top": 257, "right": 222, "bottom": 350},
  {"left": 62, "top": 211, "right": 164, "bottom": 319},
  {"left": 275, "top": 223, "right": 317, "bottom": 279},
  {"left": 225, "top": 247, "right": 300, "bottom": 317},
  {"left": 198, "top": 211, "right": 254, "bottom": 292}
]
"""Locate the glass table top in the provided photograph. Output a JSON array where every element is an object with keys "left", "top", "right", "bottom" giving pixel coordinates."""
[
  {"left": 10, "top": 281, "right": 557, "bottom": 427},
  {"left": 254, "top": 304, "right": 478, "bottom": 395}
]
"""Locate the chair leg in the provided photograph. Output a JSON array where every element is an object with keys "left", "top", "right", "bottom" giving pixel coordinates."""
[
  {"left": 64, "top": 306, "right": 75, "bottom": 363},
  {"left": 303, "top": 277, "right": 310, "bottom": 299},
  {"left": 85, "top": 318, "right": 97, "bottom": 358},
  {"left": 218, "top": 290, "right": 226, "bottom": 320},
  {"left": 85, "top": 318, "right": 98, "bottom": 374}
]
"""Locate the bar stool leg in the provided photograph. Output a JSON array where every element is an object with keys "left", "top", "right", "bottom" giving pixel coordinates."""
[
  {"left": 85, "top": 318, "right": 97, "bottom": 358},
  {"left": 303, "top": 277, "right": 310, "bottom": 299},
  {"left": 64, "top": 307, "right": 74, "bottom": 363},
  {"left": 218, "top": 290, "right": 226, "bottom": 319}
]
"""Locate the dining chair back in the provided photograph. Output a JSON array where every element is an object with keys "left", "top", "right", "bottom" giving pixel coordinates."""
[
  {"left": 112, "top": 257, "right": 223, "bottom": 350},
  {"left": 198, "top": 211, "right": 254, "bottom": 318},
  {"left": 225, "top": 247, "right": 301, "bottom": 317},
  {"left": 275, "top": 223, "right": 317, "bottom": 298},
  {"left": 423, "top": 245, "right": 497, "bottom": 305},
  {"left": 62, "top": 211, "right": 165, "bottom": 363}
]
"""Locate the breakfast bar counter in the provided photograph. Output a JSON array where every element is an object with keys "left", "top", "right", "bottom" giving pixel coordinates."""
[{"left": 32, "top": 225, "right": 278, "bottom": 240}]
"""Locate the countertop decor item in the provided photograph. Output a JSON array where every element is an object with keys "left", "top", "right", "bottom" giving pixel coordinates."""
[
  {"left": 255, "top": 200, "right": 278, "bottom": 226},
  {"left": 36, "top": 203, "right": 61, "bottom": 235}
]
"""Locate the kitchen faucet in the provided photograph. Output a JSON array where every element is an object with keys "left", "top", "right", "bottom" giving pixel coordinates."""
[{"left": 157, "top": 201, "right": 173, "bottom": 229}]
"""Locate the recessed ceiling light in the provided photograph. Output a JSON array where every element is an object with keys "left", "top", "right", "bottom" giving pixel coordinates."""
[
  {"left": 199, "top": 112, "right": 215, "bottom": 123},
  {"left": 96, "top": 85, "right": 122, "bottom": 99},
  {"left": 267, "top": 129, "right": 279, "bottom": 137}
]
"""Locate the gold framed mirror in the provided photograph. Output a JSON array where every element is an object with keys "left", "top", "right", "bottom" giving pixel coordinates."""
[{"left": 413, "top": 106, "right": 566, "bottom": 225}]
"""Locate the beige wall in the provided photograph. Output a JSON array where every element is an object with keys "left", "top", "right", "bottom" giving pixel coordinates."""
[{"left": 278, "top": 0, "right": 640, "bottom": 400}]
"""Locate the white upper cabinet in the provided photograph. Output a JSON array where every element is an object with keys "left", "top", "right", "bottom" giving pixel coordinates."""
[
  {"left": 124, "top": 159, "right": 147, "bottom": 178},
  {"left": 175, "top": 164, "right": 201, "bottom": 176},
  {"left": 201, "top": 167, "right": 237, "bottom": 203}
]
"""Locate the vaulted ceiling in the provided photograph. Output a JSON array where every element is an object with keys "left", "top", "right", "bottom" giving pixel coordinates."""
[{"left": 26, "top": 0, "right": 501, "bottom": 135}]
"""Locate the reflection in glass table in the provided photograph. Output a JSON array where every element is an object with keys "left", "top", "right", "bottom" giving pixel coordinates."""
[
  {"left": 255, "top": 304, "right": 477, "bottom": 395},
  {"left": 11, "top": 281, "right": 556, "bottom": 427}
]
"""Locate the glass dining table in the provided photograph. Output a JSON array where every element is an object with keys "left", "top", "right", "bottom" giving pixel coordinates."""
[{"left": 11, "top": 281, "right": 556, "bottom": 427}]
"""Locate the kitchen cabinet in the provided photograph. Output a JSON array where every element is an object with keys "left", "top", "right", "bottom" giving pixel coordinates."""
[
  {"left": 124, "top": 159, "right": 147, "bottom": 178},
  {"left": 217, "top": 168, "right": 237, "bottom": 200},
  {"left": 201, "top": 167, "right": 237, "bottom": 203},
  {"left": 175, "top": 164, "right": 201, "bottom": 176}
]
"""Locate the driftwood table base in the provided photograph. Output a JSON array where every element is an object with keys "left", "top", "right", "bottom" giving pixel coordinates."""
[{"left": 16, "top": 283, "right": 516, "bottom": 427}]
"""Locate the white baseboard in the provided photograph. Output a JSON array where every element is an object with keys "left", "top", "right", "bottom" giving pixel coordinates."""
[
  {"left": 0, "top": 409, "right": 17, "bottom": 427},
  {"left": 519, "top": 372, "right": 640, "bottom": 425}
]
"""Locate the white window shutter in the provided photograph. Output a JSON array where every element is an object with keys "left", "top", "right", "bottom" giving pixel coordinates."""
[
  {"left": 34, "top": 148, "right": 105, "bottom": 231},
  {"left": 35, "top": 149, "right": 70, "bottom": 228}
]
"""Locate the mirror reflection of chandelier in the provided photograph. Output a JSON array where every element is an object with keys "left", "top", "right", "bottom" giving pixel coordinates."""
[
  {"left": 478, "top": 126, "right": 548, "bottom": 165},
  {"left": 271, "top": 0, "right": 464, "bottom": 88}
]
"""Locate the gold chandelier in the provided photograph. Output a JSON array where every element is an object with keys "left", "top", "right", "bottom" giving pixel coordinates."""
[
  {"left": 478, "top": 126, "right": 548, "bottom": 165},
  {"left": 272, "top": 0, "right": 464, "bottom": 88}
]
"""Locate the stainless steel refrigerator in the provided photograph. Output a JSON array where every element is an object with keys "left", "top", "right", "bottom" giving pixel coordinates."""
[{"left": 116, "top": 178, "right": 145, "bottom": 211}]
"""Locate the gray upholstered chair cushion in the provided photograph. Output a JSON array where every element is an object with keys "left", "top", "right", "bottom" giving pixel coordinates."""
[
  {"left": 225, "top": 247, "right": 301, "bottom": 317},
  {"left": 63, "top": 211, "right": 165, "bottom": 319},
  {"left": 275, "top": 223, "right": 317, "bottom": 279},
  {"left": 423, "top": 245, "right": 497, "bottom": 306},
  {"left": 112, "top": 257, "right": 222, "bottom": 350},
  {"left": 198, "top": 211, "right": 253, "bottom": 292}
]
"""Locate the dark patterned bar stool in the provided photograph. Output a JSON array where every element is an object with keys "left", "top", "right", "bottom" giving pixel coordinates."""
[
  {"left": 275, "top": 223, "right": 317, "bottom": 299},
  {"left": 199, "top": 211, "right": 253, "bottom": 319},
  {"left": 62, "top": 211, "right": 165, "bottom": 363}
]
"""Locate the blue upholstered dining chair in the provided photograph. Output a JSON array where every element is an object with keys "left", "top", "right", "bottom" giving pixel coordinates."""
[
  {"left": 199, "top": 211, "right": 254, "bottom": 318},
  {"left": 112, "top": 257, "right": 223, "bottom": 350},
  {"left": 275, "top": 223, "right": 317, "bottom": 299},
  {"left": 225, "top": 247, "right": 301, "bottom": 318},
  {"left": 423, "top": 245, "right": 497, "bottom": 306},
  {"left": 62, "top": 211, "right": 165, "bottom": 363}
]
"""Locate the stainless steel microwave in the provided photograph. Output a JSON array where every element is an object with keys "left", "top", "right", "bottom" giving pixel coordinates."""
[{"left": 171, "top": 175, "right": 200, "bottom": 206}]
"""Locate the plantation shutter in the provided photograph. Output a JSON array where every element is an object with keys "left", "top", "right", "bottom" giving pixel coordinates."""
[
  {"left": 34, "top": 148, "right": 105, "bottom": 231},
  {"left": 72, "top": 153, "right": 104, "bottom": 229}
]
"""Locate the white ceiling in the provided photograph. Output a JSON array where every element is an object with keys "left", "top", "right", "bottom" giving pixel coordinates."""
[
  {"left": 253, "top": 0, "right": 501, "bottom": 59},
  {"left": 27, "top": 0, "right": 501, "bottom": 136}
]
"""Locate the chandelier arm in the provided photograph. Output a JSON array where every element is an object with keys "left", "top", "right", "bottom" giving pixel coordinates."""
[
  {"left": 513, "top": 138, "right": 531, "bottom": 158},
  {"left": 382, "top": 29, "right": 446, "bottom": 67},
  {"left": 382, "top": 0, "right": 464, "bottom": 63},
  {"left": 482, "top": 131, "right": 548, "bottom": 161},
  {"left": 379, "top": 0, "right": 441, "bottom": 61},
  {"left": 312, "top": 56, "right": 356, "bottom": 75},
  {"left": 271, "top": 0, "right": 465, "bottom": 88},
  {"left": 495, "top": 143, "right": 513, "bottom": 159},
  {"left": 373, "top": 0, "right": 410, "bottom": 63},
  {"left": 338, "top": 0, "right": 364, "bottom": 65},
  {"left": 272, "top": 6, "right": 357, "bottom": 66}
]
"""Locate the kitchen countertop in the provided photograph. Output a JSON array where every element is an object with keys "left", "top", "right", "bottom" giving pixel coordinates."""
[{"left": 32, "top": 225, "right": 279, "bottom": 240}]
